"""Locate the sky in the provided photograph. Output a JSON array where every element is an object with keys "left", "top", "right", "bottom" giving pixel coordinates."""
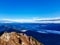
[{"left": 0, "top": 0, "right": 60, "bottom": 19}]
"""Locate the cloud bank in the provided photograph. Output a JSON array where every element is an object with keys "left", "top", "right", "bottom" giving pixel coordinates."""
[
  {"left": 0, "top": 17, "right": 60, "bottom": 23},
  {"left": 37, "top": 30, "right": 60, "bottom": 34}
]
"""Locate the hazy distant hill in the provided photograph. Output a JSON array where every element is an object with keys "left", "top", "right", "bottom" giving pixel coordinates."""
[{"left": 0, "top": 23, "right": 60, "bottom": 45}]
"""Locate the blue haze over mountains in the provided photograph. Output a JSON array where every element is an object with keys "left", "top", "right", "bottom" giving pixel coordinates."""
[{"left": 0, "top": 23, "right": 60, "bottom": 45}]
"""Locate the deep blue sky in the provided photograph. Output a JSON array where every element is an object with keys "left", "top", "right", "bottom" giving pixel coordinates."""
[{"left": 0, "top": 0, "right": 60, "bottom": 19}]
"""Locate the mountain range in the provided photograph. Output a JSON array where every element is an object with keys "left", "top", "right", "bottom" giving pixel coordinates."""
[{"left": 0, "top": 19, "right": 60, "bottom": 45}]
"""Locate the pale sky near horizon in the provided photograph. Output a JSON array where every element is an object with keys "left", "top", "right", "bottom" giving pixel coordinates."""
[{"left": 0, "top": 0, "right": 60, "bottom": 19}]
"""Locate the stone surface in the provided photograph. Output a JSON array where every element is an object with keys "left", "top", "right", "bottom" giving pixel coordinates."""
[{"left": 0, "top": 32, "right": 43, "bottom": 45}]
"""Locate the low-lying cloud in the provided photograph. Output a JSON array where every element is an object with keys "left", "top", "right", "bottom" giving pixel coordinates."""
[{"left": 0, "top": 17, "right": 60, "bottom": 23}]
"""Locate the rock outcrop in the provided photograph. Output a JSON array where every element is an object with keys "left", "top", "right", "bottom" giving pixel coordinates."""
[{"left": 0, "top": 32, "right": 43, "bottom": 45}]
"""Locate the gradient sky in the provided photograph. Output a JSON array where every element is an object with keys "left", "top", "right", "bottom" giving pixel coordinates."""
[{"left": 0, "top": 0, "right": 60, "bottom": 19}]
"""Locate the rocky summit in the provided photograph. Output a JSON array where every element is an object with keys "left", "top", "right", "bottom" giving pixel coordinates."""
[{"left": 0, "top": 32, "right": 43, "bottom": 45}]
